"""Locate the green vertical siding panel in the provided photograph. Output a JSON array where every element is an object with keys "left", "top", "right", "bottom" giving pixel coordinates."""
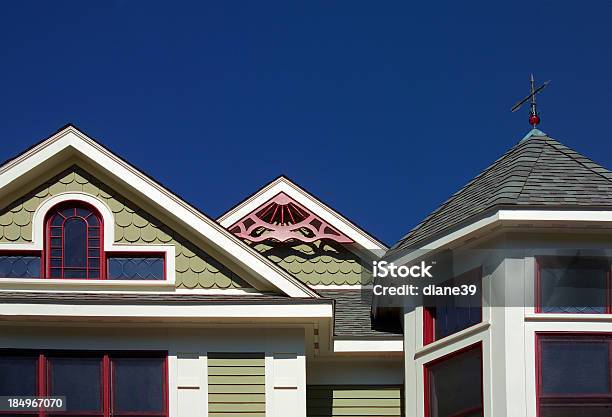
[
  {"left": 307, "top": 385, "right": 403, "bottom": 417},
  {"left": 208, "top": 353, "right": 266, "bottom": 416}
]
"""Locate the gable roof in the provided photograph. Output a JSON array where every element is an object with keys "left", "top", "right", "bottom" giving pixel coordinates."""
[
  {"left": 0, "top": 125, "right": 318, "bottom": 298},
  {"left": 218, "top": 176, "right": 388, "bottom": 255},
  {"left": 386, "top": 129, "right": 612, "bottom": 258}
]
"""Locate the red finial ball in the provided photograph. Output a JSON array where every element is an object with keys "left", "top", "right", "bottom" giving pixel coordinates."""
[{"left": 529, "top": 113, "right": 540, "bottom": 127}]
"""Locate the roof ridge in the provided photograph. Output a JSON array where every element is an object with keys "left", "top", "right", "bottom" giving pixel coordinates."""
[
  {"left": 543, "top": 137, "right": 612, "bottom": 183},
  {"left": 390, "top": 138, "right": 534, "bottom": 249},
  {"left": 514, "top": 137, "right": 547, "bottom": 202}
]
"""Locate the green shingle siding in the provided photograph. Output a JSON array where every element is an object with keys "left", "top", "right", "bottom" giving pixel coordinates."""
[
  {"left": 0, "top": 166, "right": 249, "bottom": 289},
  {"left": 208, "top": 353, "right": 266, "bottom": 417},
  {"left": 307, "top": 385, "right": 403, "bottom": 417}
]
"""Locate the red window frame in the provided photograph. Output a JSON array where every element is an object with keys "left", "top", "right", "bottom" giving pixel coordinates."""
[
  {"left": 0, "top": 200, "right": 167, "bottom": 281},
  {"left": 0, "top": 350, "right": 168, "bottom": 417},
  {"left": 535, "top": 256, "right": 612, "bottom": 314},
  {"left": 45, "top": 202, "right": 105, "bottom": 280},
  {"left": 423, "top": 267, "right": 483, "bottom": 345},
  {"left": 535, "top": 333, "right": 612, "bottom": 417},
  {"left": 424, "top": 342, "right": 484, "bottom": 417},
  {"left": 106, "top": 253, "right": 168, "bottom": 281}
]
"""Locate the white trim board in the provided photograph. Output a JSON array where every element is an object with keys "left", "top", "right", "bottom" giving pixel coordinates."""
[
  {"left": 218, "top": 176, "right": 387, "bottom": 254},
  {"left": 387, "top": 209, "right": 612, "bottom": 266},
  {"left": 333, "top": 339, "right": 403, "bottom": 353},
  {"left": 0, "top": 302, "right": 334, "bottom": 320},
  {"left": 0, "top": 126, "right": 317, "bottom": 298}
]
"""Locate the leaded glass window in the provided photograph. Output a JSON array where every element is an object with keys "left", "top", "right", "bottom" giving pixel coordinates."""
[
  {"left": 46, "top": 203, "right": 102, "bottom": 279},
  {"left": 107, "top": 256, "right": 164, "bottom": 280}
]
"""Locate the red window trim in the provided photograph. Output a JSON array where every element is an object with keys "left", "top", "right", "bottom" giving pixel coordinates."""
[
  {"left": 535, "top": 256, "right": 612, "bottom": 314},
  {"left": 535, "top": 332, "right": 612, "bottom": 417},
  {"left": 0, "top": 349, "right": 168, "bottom": 417},
  {"left": 45, "top": 202, "right": 105, "bottom": 280},
  {"left": 0, "top": 200, "right": 167, "bottom": 281},
  {"left": 423, "top": 342, "right": 484, "bottom": 417},
  {"left": 106, "top": 252, "right": 168, "bottom": 281},
  {"left": 423, "top": 267, "right": 483, "bottom": 345}
]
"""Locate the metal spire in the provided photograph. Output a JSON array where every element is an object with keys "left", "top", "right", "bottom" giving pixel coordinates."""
[{"left": 511, "top": 75, "right": 550, "bottom": 128}]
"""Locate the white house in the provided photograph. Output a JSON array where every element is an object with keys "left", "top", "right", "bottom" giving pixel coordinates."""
[{"left": 0, "top": 125, "right": 610, "bottom": 417}]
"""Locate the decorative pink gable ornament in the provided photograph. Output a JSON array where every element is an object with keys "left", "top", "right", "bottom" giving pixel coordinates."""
[{"left": 228, "top": 192, "right": 353, "bottom": 243}]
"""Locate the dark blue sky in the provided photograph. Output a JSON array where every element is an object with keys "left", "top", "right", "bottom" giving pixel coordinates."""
[{"left": 1, "top": 2, "right": 611, "bottom": 245}]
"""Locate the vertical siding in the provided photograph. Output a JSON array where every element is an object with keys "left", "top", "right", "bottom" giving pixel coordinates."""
[
  {"left": 208, "top": 353, "right": 266, "bottom": 417},
  {"left": 307, "top": 385, "right": 403, "bottom": 417}
]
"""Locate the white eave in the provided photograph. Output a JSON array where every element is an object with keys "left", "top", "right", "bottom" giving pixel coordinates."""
[{"left": 387, "top": 208, "right": 612, "bottom": 266}]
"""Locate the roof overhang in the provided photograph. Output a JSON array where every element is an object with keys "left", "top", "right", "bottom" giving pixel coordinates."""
[{"left": 386, "top": 208, "right": 612, "bottom": 266}]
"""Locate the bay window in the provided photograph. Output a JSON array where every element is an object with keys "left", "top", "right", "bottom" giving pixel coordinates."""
[
  {"left": 537, "top": 334, "right": 612, "bottom": 417},
  {"left": 0, "top": 351, "right": 167, "bottom": 417}
]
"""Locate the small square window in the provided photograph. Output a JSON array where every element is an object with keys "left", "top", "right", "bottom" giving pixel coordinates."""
[
  {"left": 48, "top": 356, "right": 103, "bottom": 412},
  {"left": 0, "top": 355, "right": 37, "bottom": 397},
  {"left": 112, "top": 357, "right": 165, "bottom": 414},
  {"left": 537, "top": 257, "right": 610, "bottom": 314}
]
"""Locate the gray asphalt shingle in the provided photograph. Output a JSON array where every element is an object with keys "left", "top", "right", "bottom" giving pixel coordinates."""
[{"left": 317, "top": 289, "right": 400, "bottom": 338}]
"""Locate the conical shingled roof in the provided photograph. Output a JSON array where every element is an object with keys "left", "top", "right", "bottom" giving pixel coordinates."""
[{"left": 386, "top": 130, "right": 612, "bottom": 258}]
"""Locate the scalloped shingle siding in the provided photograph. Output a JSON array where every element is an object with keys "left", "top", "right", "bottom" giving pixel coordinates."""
[{"left": 0, "top": 167, "right": 250, "bottom": 289}]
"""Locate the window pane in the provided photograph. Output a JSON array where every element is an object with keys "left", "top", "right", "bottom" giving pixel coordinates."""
[
  {"left": 108, "top": 257, "right": 165, "bottom": 280},
  {"left": 49, "top": 357, "right": 102, "bottom": 412},
  {"left": 51, "top": 215, "right": 64, "bottom": 226},
  {"left": 0, "top": 356, "right": 37, "bottom": 396},
  {"left": 61, "top": 208, "right": 75, "bottom": 218},
  {"left": 113, "top": 358, "right": 164, "bottom": 413},
  {"left": 432, "top": 272, "right": 482, "bottom": 340},
  {"left": 76, "top": 208, "right": 90, "bottom": 218},
  {"left": 427, "top": 347, "right": 482, "bottom": 417},
  {"left": 541, "top": 340, "right": 609, "bottom": 394},
  {"left": 0, "top": 256, "right": 41, "bottom": 278},
  {"left": 64, "top": 269, "right": 86, "bottom": 279},
  {"left": 540, "top": 260, "right": 607, "bottom": 313},
  {"left": 63, "top": 218, "right": 87, "bottom": 268}
]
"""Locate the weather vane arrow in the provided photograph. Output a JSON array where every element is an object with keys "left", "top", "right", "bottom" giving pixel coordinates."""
[{"left": 511, "top": 74, "right": 551, "bottom": 128}]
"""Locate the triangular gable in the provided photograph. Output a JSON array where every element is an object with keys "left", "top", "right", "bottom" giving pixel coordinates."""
[
  {"left": 0, "top": 125, "right": 317, "bottom": 298},
  {"left": 218, "top": 177, "right": 387, "bottom": 255},
  {"left": 228, "top": 192, "right": 353, "bottom": 243}
]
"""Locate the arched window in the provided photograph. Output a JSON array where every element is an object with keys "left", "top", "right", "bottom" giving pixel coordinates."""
[{"left": 45, "top": 202, "right": 103, "bottom": 279}]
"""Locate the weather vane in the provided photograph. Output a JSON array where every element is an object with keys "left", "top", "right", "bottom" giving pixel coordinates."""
[{"left": 511, "top": 74, "right": 551, "bottom": 128}]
